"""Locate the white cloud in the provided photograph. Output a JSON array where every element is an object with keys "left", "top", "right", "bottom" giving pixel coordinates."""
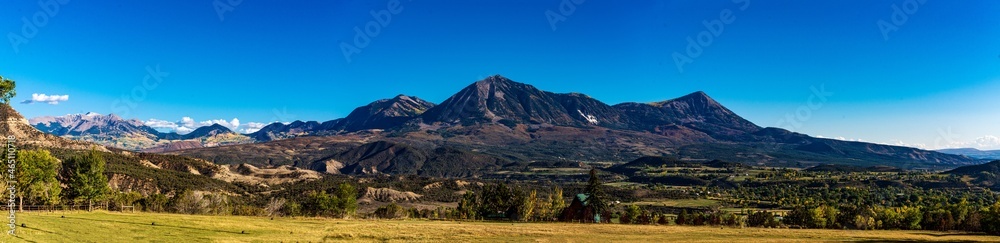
[
  {"left": 180, "top": 117, "right": 196, "bottom": 128},
  {"left": 176, "top": 126, "right": 194, "bottom": 134},
  {"left": 886, "top": 139, "right": 927, "bottom": 149},
  {"left": 22, "top": 93, "right": 69, "bottom": 105},
  {"left": 144, "top": 119, "right": 179, "bottom": 130},
  {"left": 197, "top": 118, "right": 240, "bottom": 131},
  {"left": 241, "top": 122, "right": 267, "bottom": 134},
  {"left": 919, "top": 135, "right": 1000, "bottom": 150},
  {"left": 973, "top": 135, "right": 1000, "bottom": 149},
  {"left": 830, "top": 136, "right": 867, "bottom": 142}
]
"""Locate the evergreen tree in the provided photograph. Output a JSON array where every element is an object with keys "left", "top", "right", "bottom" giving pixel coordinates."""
[{"left": 584, "top": 169, "right": 609, "bottom": 221}]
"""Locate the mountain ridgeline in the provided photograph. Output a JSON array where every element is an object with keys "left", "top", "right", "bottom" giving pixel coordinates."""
[{"left": 30, "top": 75, "right": 980, "bottom": 175}]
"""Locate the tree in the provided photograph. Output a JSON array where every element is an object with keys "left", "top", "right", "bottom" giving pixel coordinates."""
[
  {"left": 109, "top": 191, "right": 142, "bottom": 211},
  {"left": 16, "top": 149, "right": 61, "bottom": 210},
  {"left": 584, "top": 169, "right": 609, "bottom": 219},
  {"left": 457, "top": 191, "right": 479, "bottom": 220},
  {"left": 142, "top": 193, "right": 169, "bottom": 212},
  {"left": 622, "top": 204, "right": 641, "bottom": 224},
  {"left": 63, "top": 150, "right": 109, "bottom": 211},
  {"left": 301, "top": 183, "right": 357, "bottom": 218},
  {"left": 264, "top": 198, "right": 287, "bottom": 217},
  {"left": 283, "top": 201, "right": 302, "bottom": 217},
  {"left": 550, "top": 186, "right": 566, "bottom": 219},
  {"left": 373, "top": 203, "right": 406, "bottom": 219},
  {"left": 172, "top": 190, "right": 206, "bottom": 214},
  {"left": 0, "top": 76, "right": 15, "bottom": 104},
  {"left": 534, "top": 190, "right": 552, "bottom": 221},
  {"left": 785, "top": 207, "right": 811, "bottom": 227},
  {"left": 334, "top": 183, "right": 358, "bottom": 217},
  {"left": 747, "top": 211, "right": 779, "bottom": 228},
  {"left": 518, "top": 190, "right": 537, "bottom": 221},
  {"left": 677, "top": 210, "right": 690, "bottom": 225},
  {"left": 657, "top": 214, "right": 670, "bottom": 225},
  {"left": 982, "top": 202, "right": 1000, "bottom": 235},
  {"left": 477, "top": 182, "right": 521, "bottom": 220}
]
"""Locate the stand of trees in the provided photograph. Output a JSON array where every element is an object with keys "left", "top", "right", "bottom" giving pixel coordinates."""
[{"left": 455, "top": 182, "right": 567, "bottom": 221}]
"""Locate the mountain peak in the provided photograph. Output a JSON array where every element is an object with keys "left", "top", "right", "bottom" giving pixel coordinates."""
[
  {"left": 205, "top": 123, "right": 231, "bottom": 130},
  {"left": 682, "top": 91, "right": 710, "bottom": 99},
  {"left": 475, "top": 75, "right": 518, "bottom": 87},
  {"left": 333, "top": 94, "right": 435, "bottom": 132},
  {"left": 656, "top": 91, "right": 715, "bottom": 106},
  {"left": 421, "top": 76, "right": 629, "bottom": 126},
  {"left": 2, "top": 104, "right": 108, "bottom": 151}
]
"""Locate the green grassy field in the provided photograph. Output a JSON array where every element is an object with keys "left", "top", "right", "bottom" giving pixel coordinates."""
[{"left": 5, "top": 211, "right": 1000, "bottom": 242}]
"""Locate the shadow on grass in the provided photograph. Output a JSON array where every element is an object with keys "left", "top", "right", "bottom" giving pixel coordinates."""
[
  {"left": 61, "top": 215, "right": 244, "bottom": 235},
  {"left": 912, "top": 232, "right": 992, "bottom": 237},
  {"left": 855, "top": 241, "right": 981, "bottom": 243},
  {"left": 850, "top": 231, "right": 998, "bottom": 243},
  {"left": 12, "top": 234, "right": 39, "bottom": 243},
  {"left": 18, "top": 225, "right": 56, "bottom": 235}
]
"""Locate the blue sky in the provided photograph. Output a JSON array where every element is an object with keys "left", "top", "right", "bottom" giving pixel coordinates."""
[{"left": 2, "top": 0, "right": 999, "bottom": 149}]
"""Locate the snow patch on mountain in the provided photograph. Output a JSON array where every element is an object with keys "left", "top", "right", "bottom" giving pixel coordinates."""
[{"left": 578, "top": 110, "right": 598, "bottom": 125}]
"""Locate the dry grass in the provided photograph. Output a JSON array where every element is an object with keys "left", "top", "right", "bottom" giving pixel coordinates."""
[{"left": 5, "top": 211, "right": 1000, "bottom": 242}]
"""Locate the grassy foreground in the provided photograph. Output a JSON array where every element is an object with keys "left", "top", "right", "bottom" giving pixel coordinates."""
[{"left": 4, "top": 211, "right": 1000, "bottom": 242}]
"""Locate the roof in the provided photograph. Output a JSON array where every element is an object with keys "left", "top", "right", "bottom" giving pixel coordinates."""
[{"left": 576, "top": 194, "right": 589, "bottom": 206}]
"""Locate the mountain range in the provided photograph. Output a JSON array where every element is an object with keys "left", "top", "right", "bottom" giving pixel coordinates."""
[
  {"left": 29, "top": 75, "right": 982, "bottom": 174},
  {"left": 30, "top": 113, "right": 253, "bottom": 152},
  {"left": 936, "top": 148, "right": 1000, "bottom": 160}
]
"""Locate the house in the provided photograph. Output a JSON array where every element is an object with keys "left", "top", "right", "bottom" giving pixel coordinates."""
[{"left": 559, "top": 194, "right": 602, "bottom": 223}]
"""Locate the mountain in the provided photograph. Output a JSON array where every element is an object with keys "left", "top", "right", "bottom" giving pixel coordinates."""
[
  {"left": 31, "top": 113, "right": 251, "bottom": 151},
  {"left": 248, "top": 121, "right": 322, "bottom": 142},
  {"left": 245, "top": 95, "right": 434, "bottom": 141},
  {"left": 24, "top": 75, "right": 974, "bottom": 172},
  {"left": 30, "top": 112, "right": 163, "bottom": 149},
  {"left": 613, "top": 91, "right": 760, "bottom": 139},
  {"left": 159, "top": 124, "right": 235, "bottom": 140},
  {"left": 31, "top": 112, "right": 161, "bottom": 137},
  {"left": 947, "top": 160, "right": 1000, "bottom": 176},
  {"left": 420, "top": 75, "right": 623, "bottom": 127},
  {"left": 946, "top": 160, "right": 1000, "bottom": 189},
  {"left": 169, "top": 75, "right": 978, "bottom": 173},
  {"left": 1, "top": 104, "right": 106, "bottom": 151},
  {"left": 334, "top": 94, "right": 435, "bottom": 132},
  {"left": 937, "top": 148, "right": 1000, "bottom": 160}
]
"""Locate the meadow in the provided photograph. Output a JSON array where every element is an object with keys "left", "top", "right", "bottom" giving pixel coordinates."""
[{"left": 5, "top": 211, "right": 1000, "bottom": 242}]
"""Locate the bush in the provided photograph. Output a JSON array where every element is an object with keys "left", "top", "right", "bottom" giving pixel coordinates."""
[{"left": 373, "top": 203, "right": 407, "bottom": 219}]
